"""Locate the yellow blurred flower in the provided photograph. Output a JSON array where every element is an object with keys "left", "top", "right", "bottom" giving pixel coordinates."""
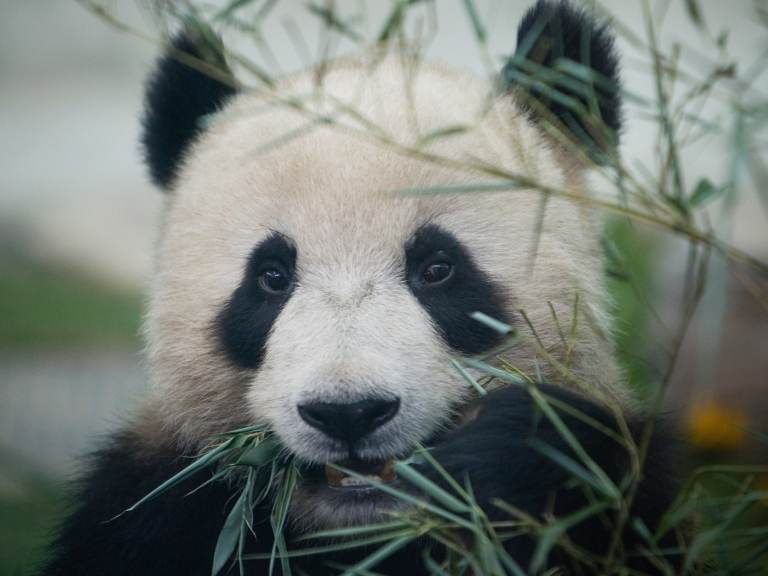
[{"left": 687, "top": 402, "right": 747, "bottom": 451}]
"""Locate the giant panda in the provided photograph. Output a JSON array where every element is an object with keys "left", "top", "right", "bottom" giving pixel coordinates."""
[{"left": 40, "top": 1, "right": 679, "bottom": 574}]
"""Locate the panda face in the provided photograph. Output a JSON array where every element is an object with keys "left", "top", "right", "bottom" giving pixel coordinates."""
[
  {"left": 146, "top": 86, "right": 606, "bottom": 526},
  {"left": 142, "top": 4, "right": 626, "bottom": 527}
]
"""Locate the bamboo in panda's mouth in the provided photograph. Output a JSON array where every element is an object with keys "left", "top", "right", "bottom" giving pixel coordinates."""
[{"left": 324, "top": 459, "right": 397, "bottom": 488}]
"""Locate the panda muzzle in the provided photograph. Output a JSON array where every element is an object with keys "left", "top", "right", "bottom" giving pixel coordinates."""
[{"left": 324, "top": 458, "right": 396, "bottom": 488}]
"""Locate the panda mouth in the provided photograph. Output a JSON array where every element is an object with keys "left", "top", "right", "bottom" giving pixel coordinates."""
[{"left": 323, "top": 458, "right": 397, "bottom": 490}]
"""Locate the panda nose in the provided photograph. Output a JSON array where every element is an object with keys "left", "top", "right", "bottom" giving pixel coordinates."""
[{"left": 298, "top": 398, "right": 400, "bottom": 443}]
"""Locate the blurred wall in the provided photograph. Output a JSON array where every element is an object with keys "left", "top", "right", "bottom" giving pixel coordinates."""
[{"left": 0, "top": 1, "right": 159, "bottom": 287}]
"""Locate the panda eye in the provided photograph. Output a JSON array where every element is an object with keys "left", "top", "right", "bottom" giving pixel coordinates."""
[
  {"left": 421, "top": 259, "right": 454, "bottom": 286},
  {"left": 257, "top": 264, "right": 291, "bottom": 294}
]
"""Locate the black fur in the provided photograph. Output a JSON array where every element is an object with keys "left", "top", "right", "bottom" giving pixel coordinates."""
[
  {"left": 419, "top": 385, "right": 680, "bottom": 574},
  {"left": 215, "top": 233, "right": 297, "bottom": 369},
  {"left": 36, "top": 432, "right": 264, "bottom": 576},
  {"left": 502, "top": 0, "right": 623, "bottom": 153},
  {"left": 405, "top": 224, "right": 511, "bottom": 356},
  {"left": 39, "top": 386, "right": 678, "bottom": 575},
  {"left": 142, "top": 30, "right": 237, "bottom": 189}
]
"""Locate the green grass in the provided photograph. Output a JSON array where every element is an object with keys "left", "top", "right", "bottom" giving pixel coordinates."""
[
  {"left": 0, "top": 471, "right": 65, "bottom": 576},
  {"left": 0, "top": 260, "right": 142, "bottom": 348}
]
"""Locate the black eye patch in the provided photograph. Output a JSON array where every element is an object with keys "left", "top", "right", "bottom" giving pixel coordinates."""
[
  {"left": 405, "top": 225, "right": 511, "bottom": 356},
  {"left": 214, "top": 233, "right": 297, "bottom": 369}
]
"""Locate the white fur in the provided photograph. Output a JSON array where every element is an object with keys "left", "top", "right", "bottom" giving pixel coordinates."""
[{"left": 142, "top": 53, "right": 625, "bottom": 479}]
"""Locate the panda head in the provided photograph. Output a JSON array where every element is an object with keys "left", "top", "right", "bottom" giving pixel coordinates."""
[{"left": 141, "top": 1, "right": 624, "bottom": 528}]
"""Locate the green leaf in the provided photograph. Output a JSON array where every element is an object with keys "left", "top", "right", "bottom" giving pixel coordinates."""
[
  {"left": 211, "top": 487, "right": 248, "bottom": 576},
  {"left": 329, "top": 464, "right": 476, "bottom": 531},
  {"left": 529, "top": 502, "right": 609, "bottom": 572},
  {"left": 299, "top": 520, "right": 411, "bottom": 541},
  {"left": 214, "top": 0, "right": 253, "bottom": 21},
  {"left": 461, "top": 0, "right": 486, "bottom": 43},
  {"left": 469, "top": 311, "right": 513, "bottom": 335},
  {"left": 215, "top": 424, "right": 270, "bottom": 437},
  {"left": 306, "top": 3, "right": 363, "bottom": 41},
  {"left": 682, "top": 494, "right": 763, "bottom": 571},
  {"left": 495, "top": 548, "right": 528, "bottom": 576},
  {"left": 377, "top": 0, "right": 406, "bottom": 42},
  {"left": 684, "top": 0, "right": 705, "bottom": 29},
  {"left": 119, "top": 438, "right": 234, "bottom": 516},
  {"left": 417, "top": 125, "right": 469, "bottom": 146},
  {"left": 414, "top": 443, "right": 470, "bottom": 503},
  {"left": 451, "top": 358, "right": 487, "bottom": 396},
  {"left": 689, "top": 178, "right": 722, "bottom": 208},
  {"left": 391, "top": 181, "right": 528, "bottom": 197},
  {"left": 270, "top": 464, "right": 298, "bottom": 576},
  {"left": 393, "top": 461, "right": 471, "bottom": 514},
  {"left": 237, "top": 435, "right": 280, "bottom": 467},
  {"left": 528, "top": 438, "right": 616, "bottom": 498},
  {"left": 422, "top": 552, "right": 452, "bottom": 576},
  {"left": 184, "top": 465, "right": 236, "bottom": 498},
  {"left": 339, "top": 536, "right": 413, "bottom": 576},
  {"left": 245, "top": 528, "right": 418, "bottom": 560},
  {"left": 716, "top": 30, "right": 729, "bottom": 49},
  {"left": 460, "top": 358, "right": 526, "bottom": 385},
  {"left": 522, "top": 385, "right": 622, "bottom": 502}
]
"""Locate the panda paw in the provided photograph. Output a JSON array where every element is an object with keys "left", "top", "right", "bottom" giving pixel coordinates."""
[
  {"left": 412, "top": 384, "right": 677, "bottom": 572},
  {"left": 417, "top": 384, "right": 622, "bottom": 515}
]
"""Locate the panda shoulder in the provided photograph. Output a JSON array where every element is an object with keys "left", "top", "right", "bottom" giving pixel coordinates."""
[{"left": 36, "top": 429, "right": 243, "bottom": 576}]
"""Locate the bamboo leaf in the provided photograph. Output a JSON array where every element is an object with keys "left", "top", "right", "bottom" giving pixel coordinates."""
[
  {"left": 526, "top": 386, "right": 621, "bottom": 502},
  {"left": 461, "top": 0, "right": 486, "bottom": 43},
  {"left": 245, "top": 529, "right": 418, "bottom": 560},
  {"left": 269, "top": 464, "right": 298, "bottom": 576},
  {"left": 414, "top": 444, "right": 471, "bottom": 504},
  {"left": 306, "top": 3, "right": 363, "bottom": 42},
  {"left": 391, "top": 181, "right": 528, "bottom": 197},
  {"left": 211, "top": 487, "right": 248, "bottom": 576},
  {"left": 529, "top": 502, "right": 609, "bottom": 572},
  {"left": 496, "top": 547, "right": 528, "bottom": 576},
  {"left": 330, "top": 464, "right": 477, "bottom": 531},
  {"left": 451, "top": 358, "right": 487, "bottom": 396},
  {"left": 299, "top": 520, "right": 412, "bottom": 541},
  {"left": 119, "top": 438, "right": 234, "bottom": 516},
  {"left": 377, "top": 0, "right": 406, "bottom": 43},
  {"left": 684, "top": 0, "right": 706, "bottom": 29},
  {"left": 689, "top": 178, "right": 722, "bottom": 208},
  {"left": 417, "top": 125, "right": 469, "bottom": 146},
  {"left": 461, "top": 357, "right": 526, "bottom": 385},
  {"left": 237, "top": 435, "right": 280, "bottom": 467},
  {"left": 393, "top": 461, "right": 471, "bottom": 514},
  {"left": 528, "top": 438, "right": 617, "bottom": 499},
  {"left": 469, "top": 311, "right": 513, "bottom": 335},
  {"left": 339, "top": 536, "right": 413, "bottom": 576},
  {"left": 214, "top": 0, "right": 253, "bottom": 21}
]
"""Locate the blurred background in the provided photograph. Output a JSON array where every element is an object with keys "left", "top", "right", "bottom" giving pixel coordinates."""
[{"left": 1, "top": 1, "right": 766, "bottom": 573}]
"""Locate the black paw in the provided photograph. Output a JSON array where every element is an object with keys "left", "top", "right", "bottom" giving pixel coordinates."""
[
  {"left": 413, "top": 384, "right": 678, "bottom": 573},
  {"left": 419, "top": 384, "right": 624, "bottom": 515}
]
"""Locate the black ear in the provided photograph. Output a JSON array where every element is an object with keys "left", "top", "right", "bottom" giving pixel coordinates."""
[
  {"left": 142, "top": 29, "right": 237, "bottom": 190},
  {"left": 502, "top": 0, "right": 622, "bottom": 156}
]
